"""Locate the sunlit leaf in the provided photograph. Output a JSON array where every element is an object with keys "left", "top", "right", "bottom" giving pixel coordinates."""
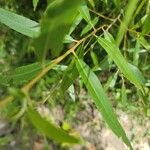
[
  {"left": 64, "top": 35, "right": 76, "bottom": 43},
  {"left": 90, "top": 50, "right": 99, "bottom": 69},
  {"left": 0, "top": 8, "right": 40, "bottom": 37},
  {"left": 116, "top": 0, "right": 139, "bottom": 46},
  {"left": 33, "top": 0, "right": 39, "bottom": 11},
  {"left": 88, "top": 0, "right": 95, "bottom": 8},
  {"left": 142, "top": 13, "right": 150, "bottom": 34},
  {"left": 69, "top": 14, "right": 82, "bottom": 35},
  {"left": 79, "top": 3, "right": 91, "bottom": 23},
  {"left": 60, "top": 60, "right": 78, "bottom": 94},
  {"left": 97, "top": 36, "right": 145, "bottom": 93}
]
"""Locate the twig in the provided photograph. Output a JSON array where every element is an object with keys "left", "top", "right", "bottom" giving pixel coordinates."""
[{"left": 0, "top": 24, "right": 107, "bottom": 107}]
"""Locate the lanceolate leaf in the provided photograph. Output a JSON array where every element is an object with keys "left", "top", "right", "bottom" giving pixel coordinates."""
[
  {"left": 138, "top": 36, "right": 150, "bottom": 51},
  {"left": 116, "top": 0, "right": 139, "bottom": 46},
  {"left": 79, "top": 3, "right": 91, "bottom": 23},
  {"left": 60, "top": 60, "right": 78, "bottom": 94},
  {"left": 142, "top": 13, "right": 150, "bottom": 34},
  {"left": 0, "top": 8, "right": 40, "bottom": 38},
  {"left": 97, "top": 36, "right": 145, "bottom": 93},
  {"left": 27, "top": 108, "right": 80, "bottom": 143},
  {"left": 33, "top": 0, "right": 39, "bottom": 11},
  {"left": 75, "top": 58, "right": 132, "bottom": 149}
]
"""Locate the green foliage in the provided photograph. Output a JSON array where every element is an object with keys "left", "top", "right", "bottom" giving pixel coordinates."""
[
  {"left": 75, "top": 58, "right": 132, "bottom": 149},
  {"left": 32, "top": 0, "right": 39, "bottom": 11},
  {"left": 27, "top": 108, "right": 80, "bottom": 143},
  {"left": 97, "top": 35, "right": 145, "bottom": 93},
  {"left": 0, "top": 0, "right": 149, "bottom": 149},
  {"left": 142, "top": 13, "right": 150, "bottom": 35},
  {"left": 116, "top": 0, "right": 139, "bottom": 46},
  {"left": 0, "top": 8, "right": 40, "bottom": 38}
]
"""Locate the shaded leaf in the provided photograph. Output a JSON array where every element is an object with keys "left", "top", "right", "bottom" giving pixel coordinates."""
[
  {"left": 75, "top": 58, "right": 132, "bottom": 149},
  {"left": 60, "top": 46, "right": 84, "bottom": 93},
  {"left": 60, "top": 60, "right": 78, "bottom": 94},
  {"left": 104, "top": 31, "right": 116, "bottom": 44},
  {"left": 0, "top": 61, "right": 67, "bottom": 86},
  {"left": 104, "top": 72, "right": 118, "bottom": 90},
  {"left": 34, "top": 0, "right": 82, "bottom": 61},
  {"left": 27, "top": 108, "right": 80, "bottom": 143},
  {"left": 0, "top": 8, "right": 40, "bottom": 38}
]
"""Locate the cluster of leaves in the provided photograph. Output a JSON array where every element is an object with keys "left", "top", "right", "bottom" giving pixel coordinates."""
[{"left": 0, "top": 0, "right": 149, "bottom": 149}]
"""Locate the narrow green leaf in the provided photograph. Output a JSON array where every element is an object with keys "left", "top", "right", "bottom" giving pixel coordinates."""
[
  {"left": 116, "top": 0, "right": 139, "bottom": 46},
  {"left": 60, "top": 46, "right": 84, "bottom": 93},
  {"left": 138, "top": 36, "right": 150, "bottom": 51},
  {"left": 88, "top": 0, "right": 95, "bottom": 8},
  {"left": 60, "top": 60, "right": 78, "bottom": 94},
  {"left": 33, "top": 0, "right": 39, "bottom": 11},
  {"left": 142, "top": 13, "right": 150, "bottom": 34},
  {"left": 104, "top": 31, "right": 116, "bottom": 44},
  {"left": 90, "top": 51, "right": 99, "bottom": 67},
  {"left": 121, "top": 82, "right": 127, "bottom": 105},
  {"left": 79, "top": 3, "right": 91, "bottom": 23},
  {"left": 68, "top": 14, "right": 82, "bottom": 35},
  {"left": 64, "top": 35, "right": 76, "bottom": 43},
  {"left": 75, "top": 58, "right": 132, "bottom": 149},
  {"left": 97, "top": 36, "right": 145, "bottom": 93},
  {"left": 81, "top": 17, "right": 98, "bottom": 36},
  {"left": 27, "top": 108, "right": 80, "bottom": 143},
  {"left": 0, "top": 8, "right": 40, "bottom": 38}
]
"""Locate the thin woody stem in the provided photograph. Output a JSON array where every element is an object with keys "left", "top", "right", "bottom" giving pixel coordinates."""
[{"left": 0, "top": 24, "right": 106, "bottom": 107}]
